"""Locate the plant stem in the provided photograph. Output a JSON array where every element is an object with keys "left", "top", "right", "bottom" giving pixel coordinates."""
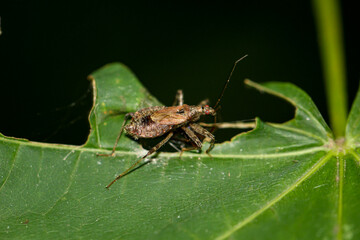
[{"left": 312, "top": 0, "right": 348, "bottom": 138}]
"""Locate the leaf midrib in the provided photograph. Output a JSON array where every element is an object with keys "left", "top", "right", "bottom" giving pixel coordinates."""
[{"left": 0, "top": 136, "right": 328, "bottom": 160}]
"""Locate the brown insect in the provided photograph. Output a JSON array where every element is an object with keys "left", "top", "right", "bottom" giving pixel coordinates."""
[{"left": 99, "top": 55, "right": 248, "bottom": 188}]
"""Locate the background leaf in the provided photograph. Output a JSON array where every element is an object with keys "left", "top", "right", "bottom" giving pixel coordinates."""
[
  {"left": 1, "top": 63, "right": 359, "bottom": 239},
  {"left": 346, "top": 84, "right": 360, "bottom": 148},
  {"left": 85, "top": 63, "right": 162, "bottom": 150}
]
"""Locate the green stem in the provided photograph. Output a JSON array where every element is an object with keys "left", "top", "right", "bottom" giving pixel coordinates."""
[{"left": 312, "top": 0, "right": 348, "bottom": 138}]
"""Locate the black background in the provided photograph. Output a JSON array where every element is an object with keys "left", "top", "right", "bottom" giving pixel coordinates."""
[{"left": 0, "top": 1, "right": 359, "bottom": 145}]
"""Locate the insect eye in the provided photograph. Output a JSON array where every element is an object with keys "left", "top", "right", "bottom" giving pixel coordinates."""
[{"left": 204, "top": 105, "right": 210, "bottom": 115}]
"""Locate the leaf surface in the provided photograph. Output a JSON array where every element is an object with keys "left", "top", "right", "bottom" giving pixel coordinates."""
[{"left": 1, "top": 63, "right": 359, "bottom": 239}]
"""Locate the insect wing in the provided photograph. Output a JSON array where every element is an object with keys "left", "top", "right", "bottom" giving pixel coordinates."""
[{"left": 151, "top": 107, "right": 188, "bottom": 125}]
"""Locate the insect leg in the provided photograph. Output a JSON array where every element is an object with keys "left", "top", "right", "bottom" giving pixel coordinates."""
[
  {"left": 106, "top": 131, "right": 174, "bottom": 189},
  {"left": 168, "top": 133, "right": 193, "bottom": 154},
  {"left": 189, "top": 123, "right": 215, "bottom": 154},
  {"left": 97, "top": 113, "right": 133, "bottom": 157},
  {"left": 168, "top": 141, "right": 182, "bottom": 152},
  {"left": 172, "top": 89, "right": 183, "bottom": 106},
  {"left": 179, "top": 146, "right": 199, "bottom": 158},
  {"left": 198, "top": 99, "right": 209, "bottom": 106},
  {"left": 179, "top": 126, "right": 203, "bottom": 158},
  {"left": 181, "top": 126, "right": 202, "bottom": 148}
]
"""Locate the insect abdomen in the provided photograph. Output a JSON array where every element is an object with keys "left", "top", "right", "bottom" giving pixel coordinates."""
[{"left": 125, "top": 115, "right": 173, "bottom": 138}]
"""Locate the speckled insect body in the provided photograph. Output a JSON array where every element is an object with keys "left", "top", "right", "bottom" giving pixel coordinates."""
[
  {"left": 99, "top": 55, "right": 247, "bottom": 189},
  {"left": 125, "top": 104, "right": 215, "bottom": 139}
]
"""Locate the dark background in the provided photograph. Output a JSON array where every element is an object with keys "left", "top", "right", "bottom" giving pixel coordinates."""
[{"left": 0, "top": 1, "right": 359, "bottom": 145}]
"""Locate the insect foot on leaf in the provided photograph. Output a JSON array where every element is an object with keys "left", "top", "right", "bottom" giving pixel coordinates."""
[
  {"left": 96, "top": 152, "right": 116, "bottom": 157},
  {"left": 99, "top": 55, "right": 248, "bottom": 188}
]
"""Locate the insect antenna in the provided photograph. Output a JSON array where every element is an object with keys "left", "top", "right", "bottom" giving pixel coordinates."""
[
  {"left": 211, "top": 55, "right": 247, "bottom": 133},
  {"left": 213, "top": 54, "right": 248, "bottom": 111}
]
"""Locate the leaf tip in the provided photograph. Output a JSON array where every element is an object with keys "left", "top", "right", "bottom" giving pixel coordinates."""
[{"left": 244, "top": 79, "right": 263, "bottom": 91}]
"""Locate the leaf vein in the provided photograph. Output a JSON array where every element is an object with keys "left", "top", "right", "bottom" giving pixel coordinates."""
[
  {"left": 337, "top": 155, "right": 344, "bottom": 240},
  {"left": 42, "top": 152, "right": 82, "bottom": 216},
  {"left": 196, "top": 147, "right": 328, "bottom": 159},
  {"left": 268, "top": 123, "right": 329, "bottom": 143},
  {"left": 215, "top": 151, "right": 334, "bottom": 240},
  {"left": 0, "top": 137, "right": 329, "bottom": 159},
  {"left": 93, "top": 104, "right": 102, "bottom": 148},
  {"left": 0, "top": 144, "right": 20, "bottom": 191},
  {"left": 349, "top": 149, "right": 360, "bottom": 165}
]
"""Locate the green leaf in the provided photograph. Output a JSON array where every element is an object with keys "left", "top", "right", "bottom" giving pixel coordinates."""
[
  {"left": 1, "top": 63, "right": 359, "bottom": 239},
  {"left": 346, "top": 84, "right": 360, "bottom": 148},
  {"left": 85, "top": 63, "right": 162, "bottom": 150}
]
